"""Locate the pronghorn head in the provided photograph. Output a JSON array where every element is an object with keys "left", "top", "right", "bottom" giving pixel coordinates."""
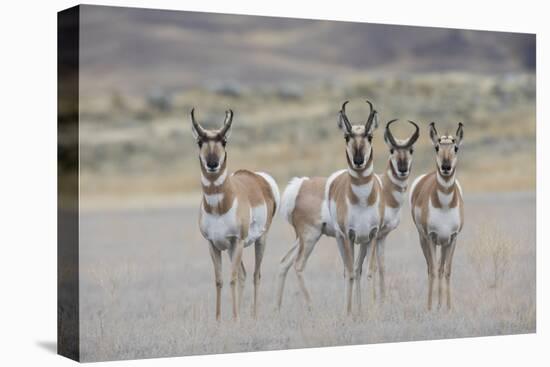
[
  {"left": 190, "top": 108, "right": 233, "bottom": 174},
  {"left": 429, "top": 122, "right": 464, "bottom": 177},
  {"left": 337, "top": 100, "right": 379, "bottom": 170},
  {"left": 384, "top": 119, "right": 420, "bottom": 178}
]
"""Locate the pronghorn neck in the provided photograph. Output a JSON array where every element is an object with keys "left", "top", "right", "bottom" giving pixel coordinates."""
[
  {"left": 200, "top": 158, "right": 234, "bottom": 214},
  {"left": 346, "top": 149, "right": 375, "bottom": 204},
  {"left": 433, "top": 167, "right": 457, "bottom": 208},
  {"left": 383, "top": 158, "right": 408, "bottom": 201}
]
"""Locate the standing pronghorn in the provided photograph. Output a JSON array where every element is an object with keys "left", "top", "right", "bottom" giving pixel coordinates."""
[
  {"left": 277, "top": 100, "right": 381, "bottom": 315},
  {"left": 366, "top": 119, "right": 420, "bottom": 302},
  {"left": 409, "top": 122, "right": 464, "bottom": 310},
  {"left": 191, "top": 108, "right": 280, "bottom": 320}
]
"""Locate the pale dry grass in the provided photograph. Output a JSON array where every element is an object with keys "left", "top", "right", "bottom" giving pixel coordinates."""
[
  {"left": 78, "top": 194, "right": 535, "bottom": 362},
  {"left": 466, "top": 220, "right": 516, "bottom": 289}
]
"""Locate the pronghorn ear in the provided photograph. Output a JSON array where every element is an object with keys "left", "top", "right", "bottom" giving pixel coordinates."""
[
  {"left": 337, "top": 111, "right": 347, "bottom": 133},
  {"left": 456, "top": 122, "right": 464, "bottom": 146},
  {"left": 372, "top": 112, "right": 379, "bottom": 131},
  {"left": 191, "top": 124, "right": 200, "bottom": 142},
  {"left": 383, "top": 129, "right": 392, "bottom": 148},
  {"left": 222, "top": 124, "right": 232, "bottom": 140},
  {"left": 429, "top": 122, "right": 439, "bottom": 146}
]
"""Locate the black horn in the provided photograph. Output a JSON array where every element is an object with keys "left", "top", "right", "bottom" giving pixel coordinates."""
[
  {"left": 404, "top": 120, "right": 420, "bottom": 148},
  {"left": 385, "top": 119, "right": 420, "bottom": 149},
  {"left": 218, "top": 109, "right": 233, "bottom": 137},
  {"left": 190, "top": 107, "right": 208, "bottom": 138},
  {"left": 384, "top": 118, "right": 399, "bottom": 147},
  {"left": 339, "top": 101, "right": 353, "bottom": 133},
  {"left": 364, "top": 100, "right": 377, "bottom": 133}
]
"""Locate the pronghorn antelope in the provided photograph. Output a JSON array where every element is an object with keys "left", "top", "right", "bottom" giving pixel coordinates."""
[
  {"left": 409, "top": 122, "right": 464, "bottom": 310},
  {"left": 277, "top": 100, "right": 380, "bottom": 315},
  {"left": 366, "top": 119, "right": 420, "bottom": 301},
  {"left": 191, "top": 108, "right": 280, "bottom": 320}
]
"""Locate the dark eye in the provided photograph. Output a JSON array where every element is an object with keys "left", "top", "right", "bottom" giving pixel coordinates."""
[
  {"left": 435, "top": 145, "right": 439, "bottom": 152},
  {"left": 389, "top": 148, "right": 394, "bottom": 154},
  {"left": 221, "top": 139, "right": 227, "bottom": 147},
  {"left": 410, "top": 148, "right": 414, "bottom": 154},
  {"left": 454, "top": 146, "right": 459, "bottom": 153},
  {"left": 367, "top": 134, "right": 373, "bottom": 143},
  {"left": 197, "top": 140, "right": 203, "bottom": 148},
  {"left": 345, "top": 135, "right": 350, "bottom": 142}
]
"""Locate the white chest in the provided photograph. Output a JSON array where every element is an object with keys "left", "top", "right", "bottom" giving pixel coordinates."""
[
  {"left": 199, "top": 199, "right": 268, "bottom": 250},
  {"left": 346, "top": 196, "right": 381, "bottom": 243},
  {"left": 199, "top": 199, "right": 240, "bottom": 250},
  {"left": 427, "top": 200, "right": 461, "bottom": 245}
]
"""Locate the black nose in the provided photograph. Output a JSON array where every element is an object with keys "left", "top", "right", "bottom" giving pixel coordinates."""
[
  {"left": 441, "top": 163, "right": 451, "bottom": 172},
  {"left": 353, "top": 156, "right": 364, "bottom": 166},
  {"left": 398, "top": 166, "right": 408, "bottom": 174},
  {"left": 206, "top": 161, "right": 219, "bottom": 170}
]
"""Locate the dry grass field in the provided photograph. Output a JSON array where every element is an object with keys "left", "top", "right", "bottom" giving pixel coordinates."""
[{"left": 78, "top": 193, "right": 535, "bottom": 362}]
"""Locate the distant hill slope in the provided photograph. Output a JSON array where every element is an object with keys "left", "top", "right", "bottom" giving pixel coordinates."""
[{"left": 79, "top": 5, "right": 535, "bottom": 96}]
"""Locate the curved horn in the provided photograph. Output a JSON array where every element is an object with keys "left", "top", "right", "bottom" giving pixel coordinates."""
[
  {"left": 384, "top": 118, "right": 399, "bottom": 147},
  {"left": 403, "top": 120, "right": 420, "bottom": 148},
  {"left": 218, "top": 109, "right": 233, "bottom": 137},
  {"left": 190, "top": 107, "right": 207, "bottom": 138},
  {"left": 339, "top": 101, "right": 353, "bottom": 133},
  {"left": 364, "top": 100, "right": 377, "bottom": 133}
]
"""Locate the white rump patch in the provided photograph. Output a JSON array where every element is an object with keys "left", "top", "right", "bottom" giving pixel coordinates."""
[
  {"left": 280, "top": 177, "right": 308, "bottom": 222},
  {"left": 255, "top": 172, "right": 281, "bottom": 216},
  {"left": 246, "top": 204, "right": 268, "bottom": 246}
]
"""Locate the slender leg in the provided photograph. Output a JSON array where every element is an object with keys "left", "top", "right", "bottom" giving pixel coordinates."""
[
  {"left": 238, "top": 261, "right": 247, "bottom": 312},
  {"left": 419, "top": 232, "right": 435, "bottom": 310},
  {"left": 368, "top": 243, "right": 377, "bottom": 303},
  {"left": 426, "top": 234, "right": 437, "bottom": 311},
  {"left": 336, "top": 233, "right": 355, "bottom": 316},
  {"left": 438, "top": 245, "right": 449, "bottom": 310},
  {"left": 228, "top": 239, "right": 244, "bottom": 320},
  {"left": 294, "top": 227, "right": 322, "bottom": 308},
  {"left": 366, "top": 238, "right": 377, "bottom": 303},
  {"left": 354, "top": 241, "right": 368, "bottom": 312},
  {"left": 444, "top": 235, "right": 458, "bottom": 310},
  {"left": 276, "top": 239, "right": 299, "bottom": 310},
  {"left": 253, "top": 235, "right": 267, "bottom": 318},
  {"left": 208, "top": 242, "right": 223, "bottom": 321},
  {"left": 376, "top": 235, "right": 387, "bottom": 301}
]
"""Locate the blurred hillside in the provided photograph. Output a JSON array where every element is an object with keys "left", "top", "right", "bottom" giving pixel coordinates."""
[
  {"left": 57, "top": 6, "right": 536, "bottom": 205},
  {"left": 78, "top": 5, "right": 535, "bottom": 97},
  {"left": 70, "top": 72, "right": 535, "bottom": 204}
]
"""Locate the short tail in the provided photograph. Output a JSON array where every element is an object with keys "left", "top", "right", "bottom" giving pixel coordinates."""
[{"left": 280, "top": 177, "right": 308, "bottom": 223}]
